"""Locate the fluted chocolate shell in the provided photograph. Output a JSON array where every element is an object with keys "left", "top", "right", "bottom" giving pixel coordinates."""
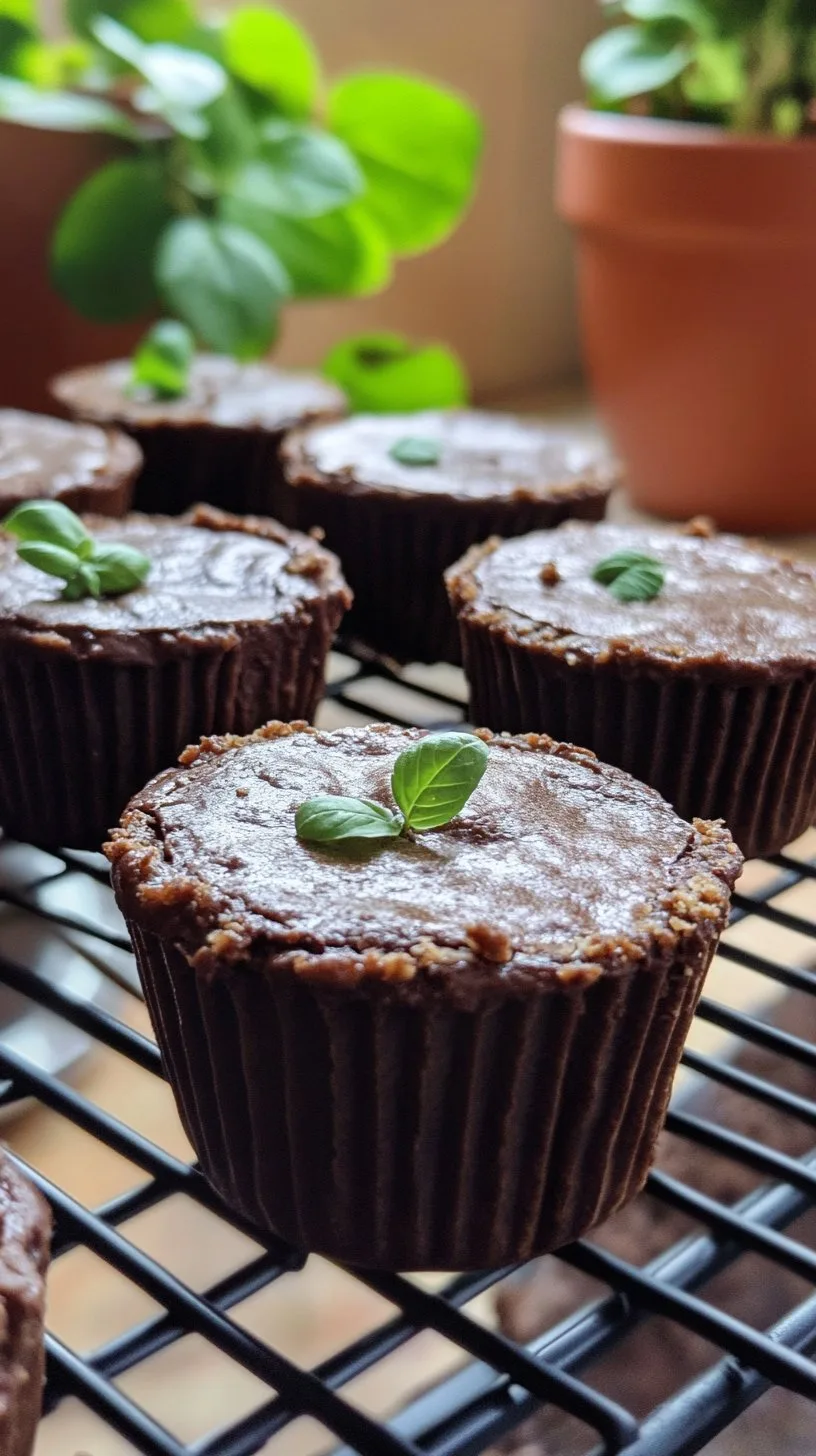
[
  {"left": 281, "top": 411, "right": 617, "bottom": 663},
  {"left": 51, "top": 356, "right": 346, "bottom": 517},
  {"left": 0, "top": 1151, "right": 51, "bottom": 1456},
  {"left": 0, "top": 409, "right": 141, "bottom": 518},
  {"left": 107, "top": 722, "right": 741, "bottom": 1270},
  {"left": 447, "top": 522, "right": 816, "bottom": 860},
  {"left": 0, "top": 506, "right": 350, "bottom": 849}
]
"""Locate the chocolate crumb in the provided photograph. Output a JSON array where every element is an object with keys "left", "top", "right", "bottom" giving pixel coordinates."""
[
  {"left": 466, "top": 922, "right": 512, "bottom": 963},
  {"left": 539, "top": 561, "right": 561, "bottom": 586}
]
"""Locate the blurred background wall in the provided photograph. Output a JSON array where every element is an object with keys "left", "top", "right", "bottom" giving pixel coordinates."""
[{"left": 266, "top": 0, "right": 599, "bottom": 398}]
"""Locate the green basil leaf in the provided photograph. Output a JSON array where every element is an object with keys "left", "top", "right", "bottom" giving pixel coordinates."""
[
  {"left": 131, "top": 319, "right": 194, "bottom": 398},
  {"left": 221, "top": 197, "right": 391, "bottom": 298},
  {"left": 89, "top": 541, "right": 151, "bottom": 594},
  {"left": 229, "top": 123, "right": 363, "bottom": 220},
  {"left": 0, "top": 75, "right": 135, "bottom": 133},
  {"left": 391, "top": 732, "right": 488, "bottom": 832},
  {"left": 592, "top": 550, "right": 665, "bottom": 602},
  {"left": 16, "top": 541, "right": 82, "bottom": 582},
  {"left": 329, "top": 73, "right": 482, "bottom": 255},
  {"left": 224, "top": 6, "right": 319, "bottom": 118},
  {"left": 295, "top": 796, "right": 404, "bottom": 844},
  {"left": 69, "top": 0, "right": 194, "bottom": 42},
  {"left": 51, "top": 158, "right": 169, "bottom": 322},
  {"left": 3, "top": 500, "right": 92, "bottom": 552},
  {"left": 61, "top": 562, "right": 101, "bottom": 600},
  {"left": 156, "top": 216, "right": 290, "bottom": 358},
  {"left": 581, "top": 24, "right": 691, "bottom": 101},
  {"left": 389, "top": 437, "right": 442, "bottom": 467},
  {"left": 323, "top": 332, "right": 468, "bottom": 413}
]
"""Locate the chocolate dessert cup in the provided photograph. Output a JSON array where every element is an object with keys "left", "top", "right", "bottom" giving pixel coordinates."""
[
  {"left": 0, "top": 409, "right": 140, "bottom": 518},
  {"left": 281, "top": 411, "right": 617, "bottom": 663},
  {"left": 107, "top": 722, "right": 741, "bottom": 1270},
  {"left": 51, "top": 356, "right": 346, "bottom": 517},
  {"left": 447, "top": 521, "right": 816, "bottom": 860},
  {"left": 0, "top": 506, "right": 350, "bottom": 849}
]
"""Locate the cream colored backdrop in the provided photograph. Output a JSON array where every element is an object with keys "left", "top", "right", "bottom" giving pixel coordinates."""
[{"left": 269, "top": 1, "right": 599, "bottom": 397}]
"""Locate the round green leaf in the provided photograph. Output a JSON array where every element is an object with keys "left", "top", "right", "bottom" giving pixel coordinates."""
[
  {"left": 592, "top": 550, "right": 665, "bottom": 602},
  {"left": 224, "top": 7, "right": 318, "bottom": 118},
  {"left": 391, "top": 732, "right": 488, "bottom": 832},
  {"left": 89, "top": 541, "right": 152, "bottom": 594},
  {"left": 295, "top": 796, "right": 404, "bottom": 844},
  {"left": 322, "top": 332, "right": 468, "bottom": 413},
  {"left": 222, "top": 196, "right": 391, "bottom": 298},
  {"left": 229, "top": 123, "right": 362, "bottom": 219},
  {"left": 156, "top": 216, "right": 290, "bottom": 358},
  {"left": 69, "top": 0, "right": 194, "bottom": 43},
  {"left": 3, "top": 500, "right": 91, "bottom": 552},
  {"left": 328, "top": 73, "right": 482, "bottom": 256},
  {"left": 389, "top": 437, "right": 441, "bottom": 467},
  {"left": 17, "top": 541, "right": 83, "bottom": 583},
  {"left": 0, "top": 75, "right": 135, "bottom": 132},
  {"left": 581, "top": 24, "right": 691, "bottom": 101},
  {"left": 51, "top": 158, "right": 169, "bottom": 322}
]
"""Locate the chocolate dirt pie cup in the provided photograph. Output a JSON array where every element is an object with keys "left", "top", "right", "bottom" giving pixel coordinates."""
[
  {"left": 51, "top": 355, "right": 346, "bottom": 517},
  {"left": 0, "top": 409, "right": 141, "bottom": 519},
  {"left": 0, "top": 505, "right": 350, "bottom": 849},
  {"left": 0, "top": 1148, "right": 51, "bottom": 1456},
  {"left": 107, "top": 721, "right": 741, "bottom": 1270},
  {"left": 447, "top": 520, "right": 816, "bottom": 860},
  {"left": 281, "top": 410, "right": 617, "bottom": 663}
]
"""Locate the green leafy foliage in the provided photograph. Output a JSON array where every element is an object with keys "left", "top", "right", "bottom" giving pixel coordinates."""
[
  {"left": 329, "top": 73, "right": 482, "bottom": 254},
  {"left": 156, "top": 216, "right": 290, "bottom": 357},
  {"left": 389, "top": 437, "right": 442, "bottom": 466},
  {"left": 3, "top": 500, "right": 151, "bottom": 599},
  {"left": 323, "top": 333, "right": 468, "bottom": 412},
  {"left": 295, "top": 732, "right": 488, "bottom": 846},
  {"left": 131, "top": 319, "right": 194, "bottom": 397},
  {"left": 51, "top": 158, "right": 169, "bottom": 322},
  {"left": 223, "top": 6, "right": 319, "bottom": 118},
  {"left": 4, "top": 3, "right": 482, "bottom": 368},
  {"left": 584, "top": 0, "right": 815, "bottom": 131}
]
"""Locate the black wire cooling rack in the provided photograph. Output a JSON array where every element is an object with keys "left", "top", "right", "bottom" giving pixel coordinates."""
[{"left": 1, "top": 640, "right": 816, "bottom": 1456}]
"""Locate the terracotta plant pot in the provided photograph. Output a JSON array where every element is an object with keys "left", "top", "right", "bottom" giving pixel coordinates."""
[
  {"left": 556, "top": 106, "right": 816, "bottom": 533},
  {"left": 0, "top": 121, "right": 142, "bottom": 413}
]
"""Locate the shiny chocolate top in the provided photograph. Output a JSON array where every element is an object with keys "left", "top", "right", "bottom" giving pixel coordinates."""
[
  {"left": 447, "top": 521, "right": 816, "bottom": 674},
  {"left": 107, "top": 722, "right": 740, "bottom": 1001},
  {"left": 0, "top": 409, "right": 139, "bottom": 511}
]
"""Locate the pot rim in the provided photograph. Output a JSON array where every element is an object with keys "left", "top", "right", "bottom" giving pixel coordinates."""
[{"left": 559, "top": 102, "right": 816, "bottom": 154}]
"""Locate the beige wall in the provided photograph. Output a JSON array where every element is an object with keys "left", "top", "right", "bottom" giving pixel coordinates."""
[{"left": 273, "top": 0, "right": 599, "bottom": 397}]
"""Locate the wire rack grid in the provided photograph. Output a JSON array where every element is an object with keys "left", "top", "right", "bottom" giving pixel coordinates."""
[{"left": 0, "top": 640, "right": 815, "bottom": 1456}]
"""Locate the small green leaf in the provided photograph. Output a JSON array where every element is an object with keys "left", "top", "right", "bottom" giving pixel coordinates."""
[
  {"left": 3, "top": 500, "right": 91, "bottom": 552},
  {"left": 581, "top": 24, "right": 691, "bottom": 101},
  {"left": 131, "top": 319, "right": 194, "bottom": 398},
  {"left": 323, "top": 332, "right": 468, "bottom": 413},
  {"left": 592, "top": 550, "right": 665, "bottom": 602},
  {"left": 229, "top": 123, "right": 363, "bottom": 220},
  {"left": 156, "top": 216, "right": 290, "bottom": 358},
  {"left": 389, "top": 437, "right": 442, "bottom": 467},
  {"left": 51, "top": 158, "right": 169, "bottom": 323},
  {"left": 222, "top": 198, "right": 391, "bottom": 299},
  {"left": 0, "top": 75, "right": 135, "bottom": 133},
  {"left": 771, "top": 96, "right": 804, "bottom": 136},
  {"left": 89, "top": 542, "right": 151, "bottom": 593},
  {"left": 391, "top": 732, "right": 488, "bottom": 832},
  {"left": 62, "top": 562, "right": 102, "bottom": 600},
  {"left": 92, "top": 16, "right": 227, "bottom": 135},
  {"left": 224, "top": 6, "right": 319, "bottom": 118},
  {"left": 17, "top": 541, "right": 83, "bottom": 582},
  {"left": 295, "top": 796, "right": 404, "bottom": 844},
  {"left": 329, "top": 73, "right": 482, "bottom": 255},
  {"left": 682, "top": 37, "right": 746, "bottom": 108}
]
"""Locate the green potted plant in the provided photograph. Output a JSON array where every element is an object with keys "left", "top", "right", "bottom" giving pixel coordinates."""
[
  {"left": 0, "top": 0, "right": 480, "bottom": 410},
  {"left": 556, "top": 0, "right": 816, "bottom": 532}
]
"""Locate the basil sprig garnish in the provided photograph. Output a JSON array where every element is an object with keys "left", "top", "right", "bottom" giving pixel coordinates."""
[
  {"left": 130, "top": 319, "right": 195, "bottom": 400},
  {"left": 592, "top": 549, "right": 665, "bottom": 603},
  {"left": 3, "top": 501, "right": 150, "bottom": 600},
  {"left": 296, "top": 731, "right": 489, "bottom": 846}
]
